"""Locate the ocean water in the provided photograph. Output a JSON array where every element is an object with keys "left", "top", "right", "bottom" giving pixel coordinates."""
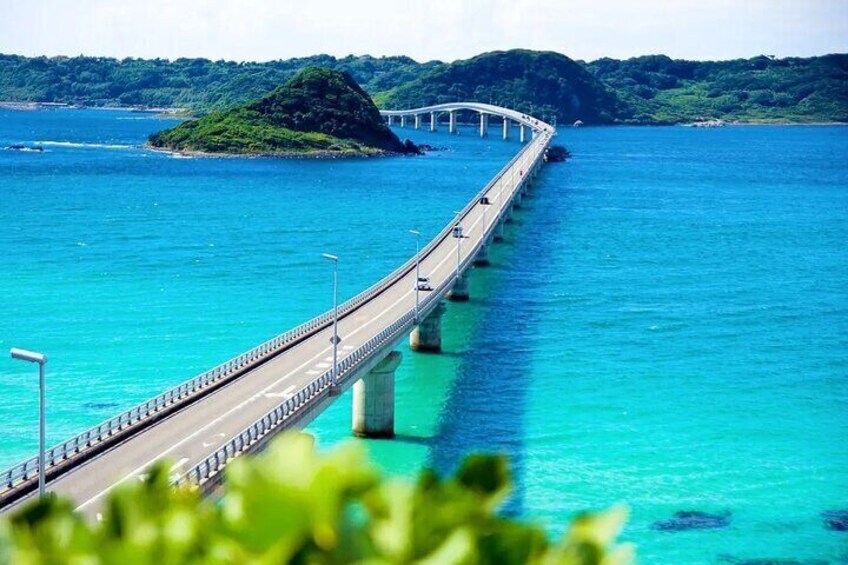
[{"left": 1, "top": 109, "right": 846, "bottom": 563}]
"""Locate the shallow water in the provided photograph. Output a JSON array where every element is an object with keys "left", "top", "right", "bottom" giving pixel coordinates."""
[{"left": 1, "top": 109, "right": 846, "bottom": 562}]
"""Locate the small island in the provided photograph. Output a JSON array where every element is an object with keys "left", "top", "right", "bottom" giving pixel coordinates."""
[{"left": 148, "top": 67, "right": 417, "bottom": 157}]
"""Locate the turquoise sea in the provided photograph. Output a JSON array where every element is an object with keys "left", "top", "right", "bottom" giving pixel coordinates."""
[{"left": 1, "top": 108, "right": 846, "bottom": 563}]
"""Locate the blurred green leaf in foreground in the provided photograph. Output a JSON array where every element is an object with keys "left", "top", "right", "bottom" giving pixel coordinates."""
[{"left": 0, "top": 433, "right": 632, "bottom": 564}]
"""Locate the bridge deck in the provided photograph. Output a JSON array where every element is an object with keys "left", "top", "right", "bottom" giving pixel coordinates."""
[{"left": 3, "top": 113, "right": 553, "bottom": 518}]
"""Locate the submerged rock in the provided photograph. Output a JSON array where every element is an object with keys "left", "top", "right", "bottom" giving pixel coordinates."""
[
  {"left": 544, "top": 144, "right": 571, "bottom": 162},
  {"left": 821, "top": 509, "right": 848, "bottom": 531},
  {"left": 651, "top": 510, "right": 731, "bottom": 532},
  {"left": 6, "top": 144, "right": 43, "bottom": 152},
  {"left": 718, "top": 557, "right": 827, "bottom": 565}
]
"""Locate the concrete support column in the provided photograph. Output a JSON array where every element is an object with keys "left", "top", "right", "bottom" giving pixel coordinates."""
[
  {"left": 414, "top": 114, "right": 421, "bottom": 129},
  {"left": 531, "top": 128, "right": 536, "bottom": 140},
  {"left": 430, "top": 112, "right": 437, "bottom": 132},
  {"left": 504, "top": 204, "right": 514, "bottom": 224},
  {"left": 493, "top": 220, "right": 505, "bottom": 242},
  {"left": 502, "top": 119, "right": 511, "bottom": 140},
  {"left": 449, "top": 111, "right": 457, "bottom": 134},
  {"left": 519, "top": 124, "right": 526, "bottom": 143},
  {"left": 352, "top": 351, "right": 401, "bottom": 439},
  {"left": 479, "top": 113, "right": 489, "bottom": 137},
  {"left": 447, "top": 273, "right": 470, "bottom": 302},
  {"left": 388, "top": 115, "right": 394, "bottom": 126},
  {"left": 410, "top": 301, "right": 447, "bottom": 352},
  {"left": 514, "top": 191, "right": 523, "bottom": 208},
  {"left": 400, "top": 115, "right": 407, "bottom": 128},
  {"left": 474, "top": 241, "right": 490, "bottom": 266}
]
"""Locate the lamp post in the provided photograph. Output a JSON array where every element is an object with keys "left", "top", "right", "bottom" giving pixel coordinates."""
[
  {"left": 322, "top": 254, "right": 339, "bottom": 385},
  {"left": 10, "top": 347, "right": 48, "bottom": 498},
  {"left": 409, "top": 230, "right": 421, "bottom": 322},
  {"left": 451, "top": 211, "right": 468, "bottom": 282}
]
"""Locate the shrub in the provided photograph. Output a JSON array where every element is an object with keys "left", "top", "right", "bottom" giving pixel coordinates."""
[{"left": 0, "top": 434, "right": 632, "bottom": 564}]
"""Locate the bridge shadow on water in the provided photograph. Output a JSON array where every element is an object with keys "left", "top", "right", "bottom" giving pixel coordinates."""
[{"left": 426, "top": 183, "right": 562, "bottom": 516}]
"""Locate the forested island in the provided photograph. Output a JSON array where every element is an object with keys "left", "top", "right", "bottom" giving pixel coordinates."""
[
  {"left": 148, "top": 67, "right": 415, "bottom": 157},
  {"left": 1, "top": 50, "right": 846, "bottom": 125}
]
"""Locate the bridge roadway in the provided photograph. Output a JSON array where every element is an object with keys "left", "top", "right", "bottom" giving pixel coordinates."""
[{"left": 2, "top": 105, "right": 554, "bottom": 519}]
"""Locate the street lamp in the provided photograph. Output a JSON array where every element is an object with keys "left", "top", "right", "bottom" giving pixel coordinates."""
[
  {"left": 322, "top": 254, "right": 340, "bottom": 385},
  {"left": 451, "top": 211, "right": 469, "bottom": 283},
  {"left": 10, "top": 347, "right": 48, "bottom": 498},
  {"left": 409, "top": 230, "right": 422, "bottom": 322},
  {"left": 479, "top": 195, "right": 491, "bottom": 237}
]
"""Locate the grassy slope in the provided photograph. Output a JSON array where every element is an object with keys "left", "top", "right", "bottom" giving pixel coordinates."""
[{"left": 148, "top": 67, "right": 406, "bottom": 156}]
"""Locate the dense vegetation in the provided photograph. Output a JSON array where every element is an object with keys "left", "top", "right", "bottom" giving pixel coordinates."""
[
  {"left": 0, "top": 434, "right": 632, "bottom": 563},
  {"left": 0, "top": 53, "right": 436, "bottom": 112},
  {"left": 376, "top": 50, "right": 626, "bottom": 125},
  {"left": 585, "top": 54, "right": 848, "bottom": 124},
  {"left": 2, "top": 50, "right": 846, "bottom": 124},
  {"left": 149, "top": 67, "right": 412, "bottom": 156}
]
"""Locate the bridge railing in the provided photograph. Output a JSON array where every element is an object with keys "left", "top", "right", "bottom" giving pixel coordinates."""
[
  {"left": 0, "top": 120, "right": 551, "bottom": 498},
  {"left": 178, "top": 242, "right": 464, "bottom": 487},
  {"left": 177, "top": 130, "right": 553, "bottom": 488}
]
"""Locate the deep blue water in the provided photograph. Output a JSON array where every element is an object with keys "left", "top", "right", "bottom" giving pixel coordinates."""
[{"left": 1, "top": 108, "right": 846, "bottom": 562}]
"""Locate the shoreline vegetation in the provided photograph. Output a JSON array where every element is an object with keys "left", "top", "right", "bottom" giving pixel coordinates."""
[
  {"left": 147, "top": 67, "right": 419, "bottom": 158},
  {"left": 1, "top": 50, "right": 845, "bottom": 126}
]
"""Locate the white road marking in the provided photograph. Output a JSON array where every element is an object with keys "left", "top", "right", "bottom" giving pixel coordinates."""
[
  {"left": 169, "top": 458, "right": 189, "bottom": 473},
  {"left": 323, "top": 356, "right": 333, "bottom": 362},
  {"left": 73, "top": 167, "right": 521, "bottom": 512},
  {"left": 264, "top": 385, "right": 296, "bottom": 399},
  {"left": 315, "top": 362, "right": 330, "bottom": 369},
  {"left": 342, "top": 345, "right": 354, "bottom": 351},
  {"left": 201, "top": 433, "right": 226, "bottom": 448},
  {"left": 306, "top": 370, "right": 320, "bottom": 375}
]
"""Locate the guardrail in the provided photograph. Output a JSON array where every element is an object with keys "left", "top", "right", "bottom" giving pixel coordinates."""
[
  {"left": 0, "top": 117, "right": 552, "bottom": 498},
  {"left": 178, "top": 129, "right": 553, "bottom": 488}
]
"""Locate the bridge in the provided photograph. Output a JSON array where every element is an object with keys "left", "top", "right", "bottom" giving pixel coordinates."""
[
  {"left": 381, "top": 102, "right": 546, "bottom": 142},
  {"left": 1, "top": 103, "right": 555, "bottom": 518}
]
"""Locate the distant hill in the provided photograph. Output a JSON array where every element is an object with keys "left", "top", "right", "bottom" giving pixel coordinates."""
[
  {"left": 148, "top": 67, "right": 413, "bottom": 156},
  {"left": 584, "top": 54, "right": 848, "bottom": 124},
  {"left": 1, "top": 50, "right": 846, "bottom": 124},
  {"left": 376, "top": 50, "right": 628, "bottom": 125},
  {"left": 0, "top": 53, "right": 438, "bottom": 112}
]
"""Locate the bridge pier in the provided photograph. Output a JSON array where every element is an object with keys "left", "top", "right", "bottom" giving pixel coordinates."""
[
  {"left": 519, "top": 125, "right": 527, "bottom": 143},
  {"left": 504, "top": 204, "right": 514, "bottom": 224},
  {"left": 352, "top": 351, "right": 401, "bottom": 439},
  {"left": 449, "top": 111, "right": 457, "bottom": 134},
  {"left": 503, "top": 119, "right": 510, "bottom": 140},
  {"left": 430, "top": 111, "right": 437, "bottom": 132},
  {"left": 474, "top": 240, "right": 491, "bottom": 266},
  {"left": 447, "top": 273, "right": 470, "bottom": 301},
  {"left": 414, "top": 114, "right": 421, "bottom": 129},
  {"left": 388, "top": 115, "right": 394, "bottom": 126},
  {"left": 400, "top": 115, "right": 407, "bottom": 128},
  {"left": 493, "top": 220, "right": 505, "bottom": 242},
  {"left": 410, "top": 301, "right": 447, "bottom": 352},
  {"left": 479, "top": 113, "right": 489, "bottom": 137},
  {"left": 513, "top": 191, "right": 523, "bottom": 209}
]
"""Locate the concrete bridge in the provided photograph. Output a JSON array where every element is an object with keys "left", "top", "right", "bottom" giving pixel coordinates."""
[
  {"left": 381, "top": 102, "right": 545, "bottom": 143},
  {"left": 1, "top": 103, "right": 554, "bottom": 518}
]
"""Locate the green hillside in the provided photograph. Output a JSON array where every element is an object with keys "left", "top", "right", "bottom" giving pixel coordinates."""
[
  {"left": 585, "top": 54, "right": 848, "bottom": 124},
  {"left": 1, "top": 50, "right": 846, "bottom": 124},
  {"left": 376, "top": 50, "right": 628, "bottom": 125},
  {"left": 148, "top": 67, "right": 413, "bottom": 156},
  {"left": 0, "top": 53, "right": 437, "bottom": 112}
]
